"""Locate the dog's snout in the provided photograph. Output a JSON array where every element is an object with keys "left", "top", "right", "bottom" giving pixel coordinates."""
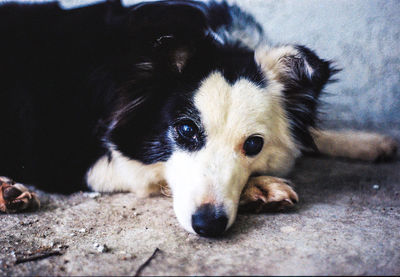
[{"left": 191, "top": 204, "right": 228, "bottom": 237}]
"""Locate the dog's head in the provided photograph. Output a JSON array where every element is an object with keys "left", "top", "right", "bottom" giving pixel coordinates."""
[{"left": 105, "top": 1, "right": 335, "bottom": 236}]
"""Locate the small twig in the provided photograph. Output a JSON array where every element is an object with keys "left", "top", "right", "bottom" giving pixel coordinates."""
[
  {"left": 134, "top": 248, "right": 161, "bottom": 276},
  {"left": 15, "top": 250, "right": 63, "bottom": 264}
]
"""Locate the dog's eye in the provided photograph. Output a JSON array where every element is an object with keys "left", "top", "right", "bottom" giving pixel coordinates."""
[
  {"left": 243, "top": 136, "right": 264, "bottom": 156},
  {"left": 176, "top": 121, "right": 198, "bottom": 141}
]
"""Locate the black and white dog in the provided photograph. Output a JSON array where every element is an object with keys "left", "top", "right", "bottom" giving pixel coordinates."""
[{"left": 0, "top": 0, "right": 397, "bottom": 237}]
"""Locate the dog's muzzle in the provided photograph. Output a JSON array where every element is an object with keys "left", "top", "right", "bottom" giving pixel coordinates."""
[{"left": 191, "top": 203, "right": 228, "bottom": 237}]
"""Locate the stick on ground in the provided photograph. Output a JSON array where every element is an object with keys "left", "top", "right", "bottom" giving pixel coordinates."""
[
  {"left": 15, "top": 250, "right": 63, "bottom": 264},
  {"left": 134, "top": 248, "right": 161, "bottom": 276}
]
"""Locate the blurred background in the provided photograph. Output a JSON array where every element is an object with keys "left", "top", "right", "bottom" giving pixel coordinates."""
[
  {"left": 234, "top": 0, "right": 400, "bottom": 130},
  {"left": 3, "top": 0, "right": 400, "bottom": 129}
]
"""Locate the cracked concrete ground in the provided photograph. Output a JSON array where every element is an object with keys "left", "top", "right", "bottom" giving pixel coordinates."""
[{"left": 0, "top": 125, "right": 399, "bottom": 276}]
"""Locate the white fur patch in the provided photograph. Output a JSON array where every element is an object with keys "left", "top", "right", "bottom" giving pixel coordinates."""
[
  {"left": 255, "top": 45, "right": 314, "bottom": 80},
  {"left": 165, "top": 71, "right": 299, "bottom": 233},
  {"left": 86, "top": 150, "right": 165, "bottom": 197},
  {"left": 255, "top": 45, "right": 297, "bottom": 80},
  {"left": 303, "top": 59, "right": 314, "bottom": 78}
]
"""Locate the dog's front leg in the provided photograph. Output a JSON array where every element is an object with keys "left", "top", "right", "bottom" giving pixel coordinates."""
[
  {"left": 86, "top": 150, "right": 167, "bottom": 197},
  {"left": 239, "top": 176, "right": 298, "bottom": 213},
  {"left": 311, "top": 129, "right": 398, "bottom": 162}
]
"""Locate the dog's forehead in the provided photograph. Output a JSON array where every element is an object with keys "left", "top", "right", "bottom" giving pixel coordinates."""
[{"left": 194, "top": 71, "right": 272, "bottom": 141}]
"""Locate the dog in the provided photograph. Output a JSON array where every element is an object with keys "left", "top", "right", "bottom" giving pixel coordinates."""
[{"left": 0, "top": 0, "right": 397, "bottom": 237}]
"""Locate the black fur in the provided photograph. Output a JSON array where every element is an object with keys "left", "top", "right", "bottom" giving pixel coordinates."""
[
  {"left": 0, "top": 0, "right": 266, "bottom": 193},
  {"left": 280, "top": 45, "right": 338, "bottom": 150},
  {"left": 0, "top": 0, "right": 334, "bottom": 194}
]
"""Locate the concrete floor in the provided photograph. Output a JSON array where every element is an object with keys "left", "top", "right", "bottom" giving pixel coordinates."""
[{"left": 1, "top": 126, "right": 399, "bottom": 276}]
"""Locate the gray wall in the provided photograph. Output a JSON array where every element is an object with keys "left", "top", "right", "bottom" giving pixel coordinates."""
[
  {"left": 231, "top": 0, "right": 400, "bottom": 127},
  {"left": 7, "top": 0, "right": 400, "bottom": 126}
]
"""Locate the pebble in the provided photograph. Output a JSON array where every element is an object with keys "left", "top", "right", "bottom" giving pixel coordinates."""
[
  {"left": 121, "top": 253, "right": 136, "bottom": 260},
  {"left": 84, "top": 192, "right": 101, "bottom": 199},
  {"left": 280, "top": 226, "right": 296, "bottom": 233},
  {"left": 93, "top": 243, "right": 109, "bottom": 253},
  {"left": 79, "top": 228, "right": 86, "bottom": 233}
]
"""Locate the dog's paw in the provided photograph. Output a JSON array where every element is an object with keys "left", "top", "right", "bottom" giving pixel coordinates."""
[
  {"left": 369, "top": 135, "right": 398, "bottom": 162},
  {"left": 349, "top": 134, "right": 398, "bottom": 162},
  {"left": 239, "top": 176, "right": 298, "bottom": 213},
  {"left": 0, "top": 178, "right": 40, "bottom": 213},
  {"left": 313, "top": 130, "right": 398, "bottom": 162}
]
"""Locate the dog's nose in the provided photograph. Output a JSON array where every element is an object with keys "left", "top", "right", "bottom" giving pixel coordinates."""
[{"left": 191, "top": 204, "right": 228, "bottom": 237}]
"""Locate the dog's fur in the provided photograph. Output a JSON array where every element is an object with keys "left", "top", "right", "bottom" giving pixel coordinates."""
[{"left": 0, "top": 0, "right": 397, "bottom": 236}]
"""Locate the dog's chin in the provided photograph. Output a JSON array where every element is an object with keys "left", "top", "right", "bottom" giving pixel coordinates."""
[{"left": 172, "top": 198, "right": 197, "bottom": 234}]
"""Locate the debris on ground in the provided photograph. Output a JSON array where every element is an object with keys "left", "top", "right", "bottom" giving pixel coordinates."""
[
  {"left": 83, "top": 192, "right": 101, "bottom": 199},
  {"left": 93, "top": 243, "right": 110, "bottom": 253},
  {"left": 13, "top": 246, "right": 67, "bottom": 265},
  {"left": 134, "top": 248, "right": 161, "bottom": 276}
]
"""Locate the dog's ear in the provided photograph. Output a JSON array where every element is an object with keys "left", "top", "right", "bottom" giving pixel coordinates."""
[
  {"left": 151, "top": 34, "right": 193, "bottom": 73},
  {"left": 255, "top": 45, "right": 339, "bottom": 150},
  {"left": 128, "top": 1, "right": 209, "bottom": 74}
]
